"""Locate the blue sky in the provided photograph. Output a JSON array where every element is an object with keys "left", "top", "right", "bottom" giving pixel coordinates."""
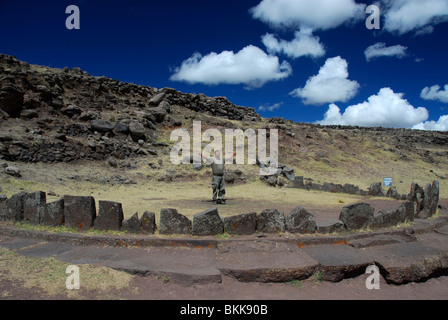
[{"left": 1, "top": 0, "right": 448, "bottom": 130}]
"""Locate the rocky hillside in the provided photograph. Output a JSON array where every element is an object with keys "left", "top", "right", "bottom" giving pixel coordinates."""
[
  {"left": 0, "top": 53, "right": 260, "bottom": 164},
  {"left": 0, "top": 53, "right": 447, "bottom": 198}
]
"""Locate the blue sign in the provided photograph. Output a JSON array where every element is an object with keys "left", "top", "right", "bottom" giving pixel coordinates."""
[{"left": 384, "top": 178, "right": 392, "bottom": 187}]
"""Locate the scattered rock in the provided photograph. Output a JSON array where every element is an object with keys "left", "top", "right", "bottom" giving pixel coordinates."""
[
  {"left": 128, "top": 121, "right": 146, "bottom": 141},
  {"left": 149, "top": 92, "right": 166, "bottom": 106},
  {"left": 4, "top": 166, "right": 21, "bottom": 177},
  {"left": 146, "top": 107, "right": 167, "bottom": 123},
  {"left": 91, "top": 119, "right": 115, "bottom": 133}
]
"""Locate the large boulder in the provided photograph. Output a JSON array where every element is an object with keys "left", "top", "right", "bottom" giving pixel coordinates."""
[
  {"left": 192, "top": 208, "right": 224, "bottom": 236},
  {"left": 386, "top": 186, "right": 401, "bottom": 200},
  {"left": 140, "top": 211, "right": 156, "bottom": 234},
  {"left": 94, "top": 201, "right": 124, "bottom": 231},
  {"left": 285, "top": 207, "right": 317, "bottom": 234},
  {"left": 128, "top": 121, "right": 146, "bottom": 141},
  {"left": 23, "top": 191, "right": 46, "bottom": 225},
  {"left": 149, "top": 92, "right": 166, "bottom": 106},
  {"left": 91, "top": 119, "right": 115, "bottom": 133},
  {"left": 63, "top": 195, "right": 96, "bottom": 231},
  {"left": 0, "top": 83, "right": 24, "bottom": 117},
  {"left": 146, "top": 107, "right": 167, "bottom": 123},
  {"left": 339, "top": 203, "right": 375, "bottom": 230},
  {"left": 409, "top": 182, "right": 425, "bottom": 214},
  {"left": 0, "top": 192, "right": 26, "bottom": 222},
  {"left": 40, "top": 198, "right": 65, "bottom": 227},
  {"left": 114, "top": 122, "right": 129, "bottom": 134},
  {"left": 293, "top": 176, "right": 304, "bottom": 188},
  {"left": 281, "top": 166, "right": 295, "bottom": 181},
  {"left": 122, "top": 212, "right": 141, "bottom": 233},
  {"left": 369, "top": 182, "right": 386, "bottom": 197},
  {"left": 4, "top": 166, "right": 21, "bottom": 178},
  {"left": 223, "top": 212, "right": 257, "bottom": 235},
  {"left": 158, "top": 101, "right": 172, "bottom": 114},
  {"left": 256, "top": 209, "right": 285, "bottom": 233},
  {"left": 420, "top": 180, "right": 440, "bottom": 218},
  {"left": 373, "top": 202, "right": 414, "bottom": 228},
  {"left": 159, "top": 208, "right": 192, "bottom": 235},
  {"left": 410, "top": 181, "right": 439, "bottom": 218}
]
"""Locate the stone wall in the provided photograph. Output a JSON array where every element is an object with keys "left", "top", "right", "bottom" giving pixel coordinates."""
[
  {"left": 293, "top": 176, "right": 410, "bottom": 200},
  {"left": 0, "top": 180, "right": 440, "bottom": 236}
]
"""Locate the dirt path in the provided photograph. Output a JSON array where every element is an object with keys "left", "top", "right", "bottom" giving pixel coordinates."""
[{"left": 2, "top": 273, "right": 448, "bottom": 300}]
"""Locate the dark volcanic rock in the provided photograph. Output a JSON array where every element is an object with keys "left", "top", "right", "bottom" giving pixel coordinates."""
[
  {"left": 285, "top": 206, "right": 317, "bottom": 234},
  {"left": 339, "top": 203, "right": 375, "bottom": 230},
  {"left": 386, "top": 186, "right": 401, "bottom": 199},
  {"left": 316, "top": 220, "right": 346, "bottom": 234},
  {"left": 94, "top": 200, "right": 124, "bottom": 231},
  {"left": 147, "top": 106, "right": 167, "bottom": 123},
  {"left": 63, "top": 195, "right": 96, "bottom": 231},
  {"left": 122, "top": 212, "right": 141, "bottom": 233},
  {"left": 192, "top": 207, "right": 224, "bottom": 236},
  {"left": 369, "top": 182, "right": 386, "bottom": 197},
  {"left": 23, "top": 191, "right": 46, "bottom": 225},
  {"left": 159, "top": 208, "right": 192, "bottom": 235},
  {"left": 91, "top": 119, "right": 115, "bottom": 133},
  {"left": 223, "top": 212, "right": 257, "bottom": 235},
  {"left": 140, "top": 211, "right": 156, "bottom": 234},
  {"left": 149, "top": 92, "right": 166, "bottom": 106},
  {"left": 40, "top": 198, "right": 65, "bottom": 227},
  {"left": 0, "top": 192, "right": 26, "bottom": 222},
  {"left": 256, "top": 209, "right": 285, "bottom": 233},
  {"left": 128, "top": 121, "right": 146, "bottom": 141},
  {"left": 373, "top": 202, "right": 414, "bottom": 228},
  {"left": 0, "top": 83, "right": 24, "bottom": 117}
]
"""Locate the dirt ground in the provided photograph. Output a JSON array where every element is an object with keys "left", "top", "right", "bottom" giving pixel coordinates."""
[{"left": 2, "top": 273, "right": 448, "bottom": 300}]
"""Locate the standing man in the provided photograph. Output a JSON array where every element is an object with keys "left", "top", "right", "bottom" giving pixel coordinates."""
[{"left": 199, "top": 150, "right": 236, "bottom": 205}]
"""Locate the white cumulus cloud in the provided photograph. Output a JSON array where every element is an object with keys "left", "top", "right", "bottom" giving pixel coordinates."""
[
  {"left": 383, "top": 0, "right": 448, "bottom": 35},
  {"left": 261, "top": 28, "right": 326, "bottom": 59},
  {"left": 170, "top": 45, "right": 292, "bottom": 88},
  {"left": 318, "top": 87, "right": 429, "bottom": 128},
  {"left": 258, "top": 102, "right": 283, "bottom": 112},
  {"left": 290, "top": 56, "right": 360, "bottom": 105},
  {"left": 413, "top": 115, "right": 448, "bottom": 131},
  {"left": 420, "top": 84, "right": 448, "bottom": 103},
  {"left": 364, "top": 42, "right": 408, "bottom": 61},
  {"left": 250, "top": 0, "right": 366, "bottom": 30}
]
